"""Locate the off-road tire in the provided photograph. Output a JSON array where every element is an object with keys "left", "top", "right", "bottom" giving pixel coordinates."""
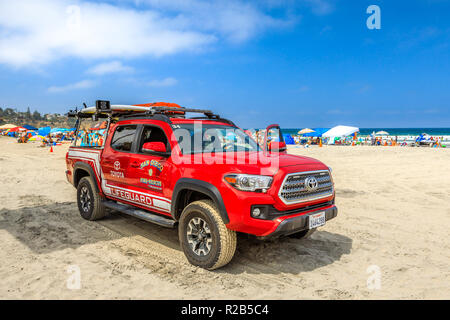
[
  {"left": 179, "top": 200, "right": 236, "bottom": 270},
  {"left": 77, "top": 176, "right": 106, "bottom": 221},
  {"left": 289, "top": 228, "right": 316, "bottom": 239}
]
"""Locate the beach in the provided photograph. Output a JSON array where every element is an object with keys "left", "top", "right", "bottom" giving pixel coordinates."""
[{"left": 0, "top": 135, "right": 449, "bottom": 299}]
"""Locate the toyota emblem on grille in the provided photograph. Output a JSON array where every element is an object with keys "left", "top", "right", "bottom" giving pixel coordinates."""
[{"left": 305, "top": 176, "right": 319, "bottom": 191}]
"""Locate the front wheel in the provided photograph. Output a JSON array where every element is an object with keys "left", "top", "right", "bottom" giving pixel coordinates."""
[{"left": 178, "top": 200, "right": 236, "bottom": 270}]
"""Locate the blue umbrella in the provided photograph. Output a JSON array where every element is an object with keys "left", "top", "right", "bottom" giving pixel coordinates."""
[
  {"left": 23, "top": 124, "right": 38, "bottom": 130},
  {"left": 302, "top": 128, "right": 330, "bottom": 137}
]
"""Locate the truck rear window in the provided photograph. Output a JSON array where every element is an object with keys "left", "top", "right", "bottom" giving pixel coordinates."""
[{"left": 111, "top": 125, "right": 137, "bottom": 152}]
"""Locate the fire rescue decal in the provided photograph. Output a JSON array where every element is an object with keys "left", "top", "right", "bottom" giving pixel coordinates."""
[{"left": 140, "top": 178, "right": 162, "bottom": 190}]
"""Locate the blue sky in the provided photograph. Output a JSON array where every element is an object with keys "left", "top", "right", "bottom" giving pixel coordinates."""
[{"left": 0, "top": 0, "right": 449, "bottom": 128}]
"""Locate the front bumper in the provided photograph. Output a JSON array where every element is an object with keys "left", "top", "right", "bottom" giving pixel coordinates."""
[{"left": 257, "top": 205, "right": 338, "bottom": 240}]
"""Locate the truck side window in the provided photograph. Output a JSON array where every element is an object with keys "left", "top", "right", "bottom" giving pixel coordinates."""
[
  {"left": 111, "top": 125, "right": 137, "bottom": 152},
  {"left": 138, "top": 126, "right": 168, "bottom": 153}
]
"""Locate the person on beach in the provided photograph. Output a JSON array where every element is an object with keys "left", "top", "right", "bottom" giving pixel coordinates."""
[
  {"left": 47, "top": 135, "right": 53, "bottom": 146},
  {"left": 436, "top": 137, "right": 441, "bottom": 148}
]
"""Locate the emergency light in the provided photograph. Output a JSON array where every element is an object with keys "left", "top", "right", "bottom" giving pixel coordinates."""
[{"left": 96, "top": 100, "right": 111, "bottom": 112}]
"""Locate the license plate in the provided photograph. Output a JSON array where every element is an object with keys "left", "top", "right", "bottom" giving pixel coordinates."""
[{"left": 309, "top": 211, "right": 326, "bottom": 229}]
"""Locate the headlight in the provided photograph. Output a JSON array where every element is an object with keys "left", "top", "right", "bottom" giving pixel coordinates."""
[
  {"left": 328, "top": 166, "right": 332, "bottom": 173},
  {"left": 224, "top": 174, "right": 273, "bottom": 192}
]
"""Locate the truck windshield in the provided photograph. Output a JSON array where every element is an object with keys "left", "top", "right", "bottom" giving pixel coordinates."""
[{"left": 172, "top": 123, "right": 260, "bottom": 154}]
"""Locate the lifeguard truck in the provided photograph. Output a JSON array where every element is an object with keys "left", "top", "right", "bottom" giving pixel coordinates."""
[{"left": 66, "top": 101, "right": 337, "bottom": 270}]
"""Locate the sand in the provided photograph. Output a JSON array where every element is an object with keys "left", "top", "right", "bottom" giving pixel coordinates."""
[{"left": 0, "top": 135, "right": 449, "bottom": 299}]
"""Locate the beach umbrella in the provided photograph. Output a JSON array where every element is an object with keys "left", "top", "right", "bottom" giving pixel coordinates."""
[
  {"left": 38, "top": 126, "right": 51, "bottom": 136},
  {"left": 298, "top": 128, "right": 315, "bottom": 135},
  {"left": 8, "top": 126, "right": 26, "bottom": 132},
  {"left": 23, "top": 124, "right": 38, "bottom": 130},
  {"left": 302, "top": 128, "right": 330, "bottom": 138},
  {"left": 0, "top": 123, "right": 18, "bottom": 129},
  {"left": 29, "top": 135, "right": 44, "bottom": 141},
  {"left": 50, "top": 128, "right": 64, "bottom": 133},
  {"left": 375, "top": 131, "right": 389, "bottom": 136}
]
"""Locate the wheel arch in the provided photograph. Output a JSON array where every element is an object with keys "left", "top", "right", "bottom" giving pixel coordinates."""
[
  {"left": 171, "top": 178, "right": 230, "bottom": 224},
  {"left": 73, "top": 162, "right": 100, "bottom": 193}
]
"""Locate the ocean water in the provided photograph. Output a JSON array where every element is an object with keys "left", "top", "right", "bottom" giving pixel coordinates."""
[{"left": 282, "top": 128, "right": 450, "bottom": 137}]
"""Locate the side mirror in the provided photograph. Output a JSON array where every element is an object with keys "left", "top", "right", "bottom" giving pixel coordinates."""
[
  {"left": 263, "top": 124, "right": 286, "bottom": 153},
  {"left": 269, "top": 141, "right": 287, "bottom": 152},
  {"left": 142, "top": 142, "right": 167, "bottom": 154}
]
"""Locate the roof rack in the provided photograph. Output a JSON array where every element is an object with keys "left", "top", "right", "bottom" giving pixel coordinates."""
[
  {"left": 119, "top": 106, "right": 236, "bottom": 126},
  {"left": 67, "top": 102, "right": 236, "bottom": 126}
]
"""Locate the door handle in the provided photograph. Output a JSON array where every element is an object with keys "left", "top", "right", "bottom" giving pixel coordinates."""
[{"left": 130, "top": 161, "right": 140, "bottom": 168}]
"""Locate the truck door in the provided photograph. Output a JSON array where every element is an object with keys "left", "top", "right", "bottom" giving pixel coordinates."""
[
  {"left": 101, "top": 124, "right": 138, "bottom": 189},
  {"left": 126, "top": 124, "right": 172, "bottom": 215}
]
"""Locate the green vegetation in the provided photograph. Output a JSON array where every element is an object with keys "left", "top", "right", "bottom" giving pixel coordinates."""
[{"left": 0, "top": 107, "right": 76, "bottom": 128}]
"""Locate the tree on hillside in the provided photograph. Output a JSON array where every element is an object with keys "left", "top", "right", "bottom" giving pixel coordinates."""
[
  {"left": 32, "top": 110, "right": 42, "bottom": 121},
  {"left": 26, "top": 107, "right": 31, "bottom": 119},
  {"left": 4, "top": 108, "right": 14, "bottom": 117}
]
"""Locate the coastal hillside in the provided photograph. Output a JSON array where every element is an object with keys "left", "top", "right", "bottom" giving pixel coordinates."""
[{"left": 0, "top": 107, "right": 76, "bottom": 128}]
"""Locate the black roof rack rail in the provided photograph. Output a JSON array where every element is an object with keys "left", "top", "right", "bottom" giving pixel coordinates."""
[
  {"left": 119, "top": 106, "right": 236, "bottom": 126},
  {"left": 189, "top": 116, "right": 236, "bottom": 127},
  {"left": 148, "top": 107, "right": 237, "bottom": 126},
  {"left": 118, "top": 113, "right": 173, "bottom": 124}
]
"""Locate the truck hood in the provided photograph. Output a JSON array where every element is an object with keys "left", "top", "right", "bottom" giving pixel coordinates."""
[{"left": 271, "top": 153, "right": 324, "bottom": 167}]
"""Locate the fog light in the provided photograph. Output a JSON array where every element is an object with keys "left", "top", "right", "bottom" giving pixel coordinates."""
[{"left": 252, "top": 208, "right": 261, "bottom": 217}]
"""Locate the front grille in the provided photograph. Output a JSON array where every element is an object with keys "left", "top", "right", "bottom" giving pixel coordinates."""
[{"left": 279, "top": 170, "right": 333, "bottom": 204}]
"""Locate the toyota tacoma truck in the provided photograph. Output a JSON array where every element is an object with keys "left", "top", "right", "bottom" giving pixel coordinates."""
[{"left": 66, "top": 101, "right": 337, "bottom": 270}]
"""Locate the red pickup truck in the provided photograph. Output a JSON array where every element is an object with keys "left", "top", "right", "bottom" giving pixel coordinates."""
[{"left": 66, "top": 101, "right": 337, "bottom": 270}]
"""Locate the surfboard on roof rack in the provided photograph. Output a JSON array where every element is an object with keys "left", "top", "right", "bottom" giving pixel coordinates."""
[
  {"left": 67, "top": 100, "right": 236, "bottom": 126},
  {"left": 77, "top": 101, "right": 183, "bottom": 115},
  {"left": 67, "top": 100, "right": 187, "bottom": 119}
]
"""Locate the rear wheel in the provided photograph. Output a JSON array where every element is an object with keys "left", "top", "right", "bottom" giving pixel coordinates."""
[
  {"left": 289, "top": 228, "right": 316, "bottom": 239},
  {"left": 179, "top": 200, "right": 236, "bottom": 270},
  {"left": 77, "top": 176, "right": 105, "bottom": 221}
]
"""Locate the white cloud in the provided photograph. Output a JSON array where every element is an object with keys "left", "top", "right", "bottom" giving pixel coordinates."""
[
  {"left": 47, "top": 79, "right": 96, "bottom": 93},
  {"left": 134, "top": 0, "right": 295, "bottom": 42},
  {"left": 87, "top": 61, "right": 133, "bottom": 75},
  {"left": 147, "top": 77, "right": 178, "bottom": 87},
  {"left": 0, "top": 0, "right": 295, "bottom": 68}
]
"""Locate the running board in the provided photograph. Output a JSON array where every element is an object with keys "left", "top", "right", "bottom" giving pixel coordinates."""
[{"left": 103, "top": 200, "right": 176, "bottom": 228}]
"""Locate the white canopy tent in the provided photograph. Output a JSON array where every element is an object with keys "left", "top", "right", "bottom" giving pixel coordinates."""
[{"left": 322, "top": 125, "right": 359, "bottom": 144}]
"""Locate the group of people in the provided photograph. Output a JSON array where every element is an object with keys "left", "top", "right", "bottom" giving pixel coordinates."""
[
  {"left": 78, "top": 129, "right": 104, "bottom": 147},
  {"left": 39, "top": 132, "right": 75, "bottom": 147},
  {"left": 369, "top": 136, "right": 399, "bottom": 146},
  {"left": 293, "top": 136, "right": 322, "bottom": 146},
  {"left": 415, "top": 135, "right": 444, "bottom": 147}
]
